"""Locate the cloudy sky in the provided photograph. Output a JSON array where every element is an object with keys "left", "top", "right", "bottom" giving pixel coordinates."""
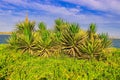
[{"left": 0, "top": 0, "right": 120, "bottom": 38}]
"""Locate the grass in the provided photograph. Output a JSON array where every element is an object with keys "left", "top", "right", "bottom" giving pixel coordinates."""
[{"left": 0, "top": 44, "right": 120, "bottom": 80}]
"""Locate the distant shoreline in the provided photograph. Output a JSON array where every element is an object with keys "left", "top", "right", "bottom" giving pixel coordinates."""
[
  {"left": 0, "top": 32, "right": 120, "bottom": 39},
  {"left": 109, "top": 37, "right": 120, "bottom": 39},
  {"left": 0, "top": 32, "right": 11, "bottom": 35}
]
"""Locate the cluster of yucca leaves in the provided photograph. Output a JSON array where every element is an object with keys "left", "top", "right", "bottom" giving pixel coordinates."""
[
  {"left": 8, "top": 17, "right": 111, "bottom": 59},
  {"left": 80, "top": 24, "right": 111, "bottom": 59},
  {"left": 8, "top": 17, "right": 36, "bottom": 55}
]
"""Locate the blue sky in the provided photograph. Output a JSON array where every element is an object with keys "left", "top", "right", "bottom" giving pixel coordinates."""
[{"left": 0, "top": 0, "right": 120, "bottom": 38}]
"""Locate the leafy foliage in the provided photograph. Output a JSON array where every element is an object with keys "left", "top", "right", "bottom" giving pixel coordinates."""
[
  {"left": 99, "top": 33, "right": 111, "bottom": 48},
  {"left": 80, "top": 24, "right": 111, "bottom": 59},
  {"left": 8, "top": 17, "right": 112, "bottom": 59},
  {"left": 38, "top": 22, "right": 46, "bottom": 31},
  {"left": 15, "top": 19, "right": 35, "bottom": 34},
  {"left": 0, "top": 46, "right": 120, "bottom": 80},
  {"left": 61, "top": 23, "right": 85, "bottom": 58},
  {"left": 7, "top": 32, "right": 18, "bottom": 49},
  {"left": 8, "top": 16, "right": 36, "bottom": 54},
  {"left": 54, "top": 18, "right": 68, "bottom": 32},
  {"left": 16, "top": 28, "right": 36, "bottom": 54},
  {"left": 35, "top": 30, "right": 58, "bottom": 57}
]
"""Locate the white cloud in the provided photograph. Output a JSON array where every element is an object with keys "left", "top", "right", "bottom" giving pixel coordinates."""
[
  {"left": 2, "top": 0, "right": 24, "bottom": 4},
  {"left": 0, "top": 0, "right": 120, "bottom": 38},
  {"left": 2, "top": 0, "right": 80, "bottom": 15},
  {"left": 62, "top": 0, "right": 120, "bottom": 15},
  {"left": 0, "top": 9, "right": 12, "bottom": 16},
  {"left": 30, "top": 2, "right": 79, "bottom": 15}
]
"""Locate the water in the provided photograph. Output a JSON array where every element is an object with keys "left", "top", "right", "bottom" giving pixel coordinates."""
[
  {"left": 0, "top": 35, "right": 120, "bottom": 48},
  {"left": 0, "top": 35, "right": 10, "bottom": 44},
  {"left": 112, "top": 39, "right": 120, "bottom": 48}
]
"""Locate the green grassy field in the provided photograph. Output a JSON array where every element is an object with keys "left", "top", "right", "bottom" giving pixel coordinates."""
[{"left": 0, "top": 44, "right": 120, "bottom": 80}]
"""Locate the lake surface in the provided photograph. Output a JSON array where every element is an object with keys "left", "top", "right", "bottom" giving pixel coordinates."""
[
  {"left": 0, "top": 35, "right": 120, "bottom": 48},
  {"left": 0, "top": 35, "right": 10, "bottom": 44},
  {"left": 112, "top": 39, "right": 120, "bottom": 48}
]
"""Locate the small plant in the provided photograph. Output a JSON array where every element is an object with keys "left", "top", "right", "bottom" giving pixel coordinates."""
[
  {"left": 8, "top": 15, "right": 36, "bottom": 54},
  {"left": 54, "top": 18, "right": 69, "bottom": 32},
  {"left": 35, "top": 31, "right": 57, "bottom": 57},
  {"left": 99, "top": 33, "right": 111, "bottom": 48},
  {"left": 61, "top": 23, "right": 85, "bottom": 58},
  {"left": 7, "top": 32, "right": 18, "bottom": 49},
  {"left": 34, "top": 22, "right": 59, "bottom": 57},
  {"left": 80, "top": 24, "right": 111, "bottom": 59},
  {"left": 15, "top": 16, "right": 35, "bottom": 33},
  {"left": 16, "top": 28, "right": 36, "bottom": 54}
]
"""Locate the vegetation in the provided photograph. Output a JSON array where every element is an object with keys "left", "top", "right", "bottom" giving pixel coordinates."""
[
  {"left": 80, "top": 24, "right": 111, "bottom": 59},
  {"left": 0, "top": 45, "right": 120, "bottom": 80},
  {"left": 61, "top": 23, "right": 84, "bottom": 58},
  {"left": 7, "top": 16, "right": 111, "bottom": 59},
  {"left": 0, "top": 16, "right": 119, "bottom": 79}
]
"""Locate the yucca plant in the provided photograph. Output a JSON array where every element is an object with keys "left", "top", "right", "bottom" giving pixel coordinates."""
[
  {"left": 88, "top": 23, "right": 97, "bottom": 40},
  {"left": 35, "top": 23, "right": 59, "bottom": 57},
  {"left": 99, "top": 33, "right": 111, "bottom": 48},
  {"left": 16, "top": 28, "right": 36, "bottom": 54},
  {"left": 7, "top": 32, "right": 18, "bottom": 49},
  {"left": 35, "top": 30, "right": 58, "bottom": 57},
  {"left": 80, "top": 24, "right": 103, "bottom": 59},
  {"left": 15, "top": 17, "right": 35, "bottom": 34},
  {"left": 8, "top": 15, "right": 36, "bottom": 54},
  {"left": 38, "top": 22, "right": 46, "bottom": 31},
  {"left": 61, "top": 23, "right": 85, "bottom": 58},
  {"left": 55, "top": 18, "right": 68, "bottom": 32},
  {"left": 80, "top": 24, "right": 111, "bottom": 59},
  {"left": 80, "top": 37, "right": 103, "bottom": 58},
  {"left": 54, "top": 18, "right": 70, "bottom": 42}
]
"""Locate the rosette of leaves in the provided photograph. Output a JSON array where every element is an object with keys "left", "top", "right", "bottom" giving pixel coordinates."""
[
  {"left": 54, "top": 18, "right": 69, "bottom": 32},
  {"left": 7, "top": 32, "right": 19, "bottom": 49},
  {"left": 99, "top": 33, "right": 111, "bottom": 48},
  {"left": 35, "top": 22, "right": 58, "bottom": 57},
  {"left": 8, "top": 16, "right": 36, "bottom": 54},
  {"left": 80, "top": 24, "right": 111, "bottom": 59},
  {"left": 61, "top": 23, "right": 85, "bottom": 58},
  {"left": 54, "top": 18, "right": 70, "bottom": 43},
  {"left": 15, "top": 16, "right": 35, "bottom": 34},
  {"left": 16, "top": 27, "right": 36, "bottom": 54},
  {"left": 36, "top": 30, "right": 58, "bottom": 57}
]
